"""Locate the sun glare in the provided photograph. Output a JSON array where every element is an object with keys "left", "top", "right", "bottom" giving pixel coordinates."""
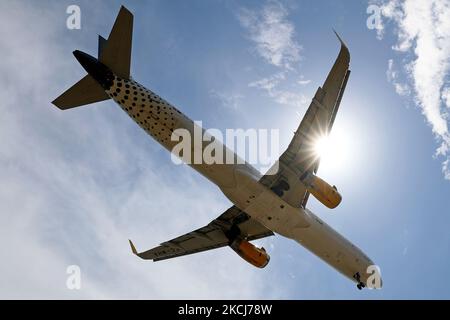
[
  {"left": 313, "top": 126, "right": 351, "bottom": 172},
  {"left": 314, "top": 135, "right": 332, "bottom": 159}
]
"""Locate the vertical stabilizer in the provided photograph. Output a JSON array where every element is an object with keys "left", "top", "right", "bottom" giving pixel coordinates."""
[
  {"left": 99, "top": 6, "right": 133, "bottom": 79},
  {"left": 52, "top": 6, "right": 134, "bottom": 110}
]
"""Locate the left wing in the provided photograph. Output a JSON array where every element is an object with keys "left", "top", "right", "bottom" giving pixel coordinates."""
[
  {"left": 129, "top": 206, "right": 273, "bottom": 261},
  {"left": 260, "top": 32, "right": 350, "bottom": 208}
]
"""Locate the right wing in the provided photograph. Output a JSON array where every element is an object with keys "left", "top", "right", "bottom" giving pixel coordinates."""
[
  {"left": 129, "top": 206, "right": 273, "bottom": 261},
  {"left": 259, "top": 32, "right": 351, "bottom": 209}
]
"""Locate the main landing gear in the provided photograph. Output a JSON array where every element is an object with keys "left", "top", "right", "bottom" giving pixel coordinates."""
[{"left": 353, "top": 272, "right": 366, "bottom": 290}]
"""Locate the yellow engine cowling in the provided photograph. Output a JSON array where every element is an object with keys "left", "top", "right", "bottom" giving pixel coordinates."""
[
  {"left": 300, "top": 172, "right": 342, "bottom": 209},
  {"left": 230, "top": 239, "right": 270, "bottom": 268}
]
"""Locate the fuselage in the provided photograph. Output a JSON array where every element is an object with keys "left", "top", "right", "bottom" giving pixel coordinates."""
[{"left": 100, "top": 72, "right": 376, "bottom": 287}]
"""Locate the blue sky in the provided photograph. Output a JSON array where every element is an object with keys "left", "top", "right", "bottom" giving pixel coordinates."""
[{"left": 0, "top": 0, "right": 449, "bottom": 299}]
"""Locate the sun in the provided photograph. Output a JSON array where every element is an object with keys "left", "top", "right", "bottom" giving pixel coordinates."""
[
  {"left": 313, "top": 126, "right": 351, "bottom": 172},
  {"left": 314, "top": 135, "right": 332, "bottom": 159}
]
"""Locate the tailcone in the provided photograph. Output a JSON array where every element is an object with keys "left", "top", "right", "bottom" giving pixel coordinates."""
[{"left": 73, "top": 50, "right": 114, "bottom": 90}]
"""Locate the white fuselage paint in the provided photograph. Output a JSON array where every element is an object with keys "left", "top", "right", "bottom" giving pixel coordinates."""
[{"left": 106, "top": 75, "right": 376, "bottom": 286}]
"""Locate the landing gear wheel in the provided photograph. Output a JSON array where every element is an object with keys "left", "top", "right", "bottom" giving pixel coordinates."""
[{"left": 353, "top": 272, "right": 365, "bottom": 290}]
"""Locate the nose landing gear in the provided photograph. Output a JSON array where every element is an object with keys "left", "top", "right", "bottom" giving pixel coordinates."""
[{"left": 353, "top": 272, "right": 366, "bottom": 290}]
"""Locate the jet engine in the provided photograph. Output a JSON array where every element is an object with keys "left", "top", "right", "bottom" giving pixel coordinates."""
[
  {"left": 230, "top": 239, "right": 270, "bottom": 268},
  {"left": 300, "top": 171, "right": 342, "bottom": 209}
]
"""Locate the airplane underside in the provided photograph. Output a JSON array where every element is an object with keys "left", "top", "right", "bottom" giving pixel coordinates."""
[{"left": 52, "top": 6, "right": 380, "bottom": 290}]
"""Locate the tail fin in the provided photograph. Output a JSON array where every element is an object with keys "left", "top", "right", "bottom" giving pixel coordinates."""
[
  {"left": 98, "top": 35, "right": 107, "bottom": 59},
  {"left": 100, "top": 6, "right": 133, "bottom": 79},
  {"left": 52, "top": 6, "right": 133, "bottom": 110},
  {"left": 52, "top": 75, "right": 109, "bottom": 110}
]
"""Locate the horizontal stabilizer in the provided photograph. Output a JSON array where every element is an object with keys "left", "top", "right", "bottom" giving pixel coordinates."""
[{"left": 52, "top": 75, "right": 110, "bottom": 110}]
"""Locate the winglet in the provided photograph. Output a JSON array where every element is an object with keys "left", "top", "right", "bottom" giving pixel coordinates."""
[
  {"left": 332, "top": 29, "right": 348, "bottom": 49},
  {"left": 128, "top": 239, "right": 138, "bottom": 255},
  {"left": 332, "top": 29, "right": 350, "bottom": 63}
]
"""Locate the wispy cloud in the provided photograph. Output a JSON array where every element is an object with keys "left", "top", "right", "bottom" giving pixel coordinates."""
[
  {"left": 386, "top": 59, "right": 411, "bottom": 96},
  {"left": 375, "top": 0, "right": 450, "bottom": 180},
  {"left": 237, "top": 1, "right": 301, "bottom": 69},
  {"left": 297, "top": 79, "right": 311, "bottom": 86},
  {"left": 238, "top": 0, "right": 309, "bottom": 109},
  {"left": 209, "top": 90, "right": 243, "bottom": 110},
  {"left": 249, "top": 72, "right": 308, "bottom": 108},
  {"left": 248, "top": 72, "right": 285, "bottom": 91},
  {"left": 442, "top": 87, "right": 450, "bottom": 109}
]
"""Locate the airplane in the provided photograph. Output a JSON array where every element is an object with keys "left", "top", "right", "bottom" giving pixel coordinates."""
[{"left": 52, "top": 6, "right": 380, "bottom": 290}]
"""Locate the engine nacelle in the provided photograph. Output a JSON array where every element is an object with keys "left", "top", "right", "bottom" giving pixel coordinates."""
[
  {"left": 230, "top": 239, "right": 270, "bottom": 268},
  {"left": 300, "top": 172, "right": 342, "bottom": 209}
]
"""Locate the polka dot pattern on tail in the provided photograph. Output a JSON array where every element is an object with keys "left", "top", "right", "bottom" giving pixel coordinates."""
[{"left": 106, "top": 77, "right": 188, "bottom": 145}]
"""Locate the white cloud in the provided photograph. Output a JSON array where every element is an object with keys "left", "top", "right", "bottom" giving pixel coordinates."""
[
  {"left": 238, "top": 1, "right": 308, "bottom": 109},
  {"left": 249, "top": 72, "right": 285, "bottom": 91},
  {"left": 249, "top": 73, "right": 308, "bottom": 108},
  {"left": 372, "top": 0, "right": 403, "bottom": 40},
  {"left": 386, "top": 59, "right": 411, "bottom": 96},
  {"left": 237, "top": 0, "right": 301, "bottom": 69},
  {"left": 443, "top": 159, "right": 450, "bottom": 180},
  {"left": 209, "top": 90, "right": 243, "bottom": 110},
  {"left": 376, "top": 0, "right": 450, "bottom": 180},
  {"left": 442, "top": 87, "right": 450, "bottom": 108},
  {"left": 297, "top": 79, "right": 311, "bottom": 85}
]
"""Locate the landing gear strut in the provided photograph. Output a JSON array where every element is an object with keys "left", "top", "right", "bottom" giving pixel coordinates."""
[{"left": 353, "top": 272, "right": 366, "bottom": 290}]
